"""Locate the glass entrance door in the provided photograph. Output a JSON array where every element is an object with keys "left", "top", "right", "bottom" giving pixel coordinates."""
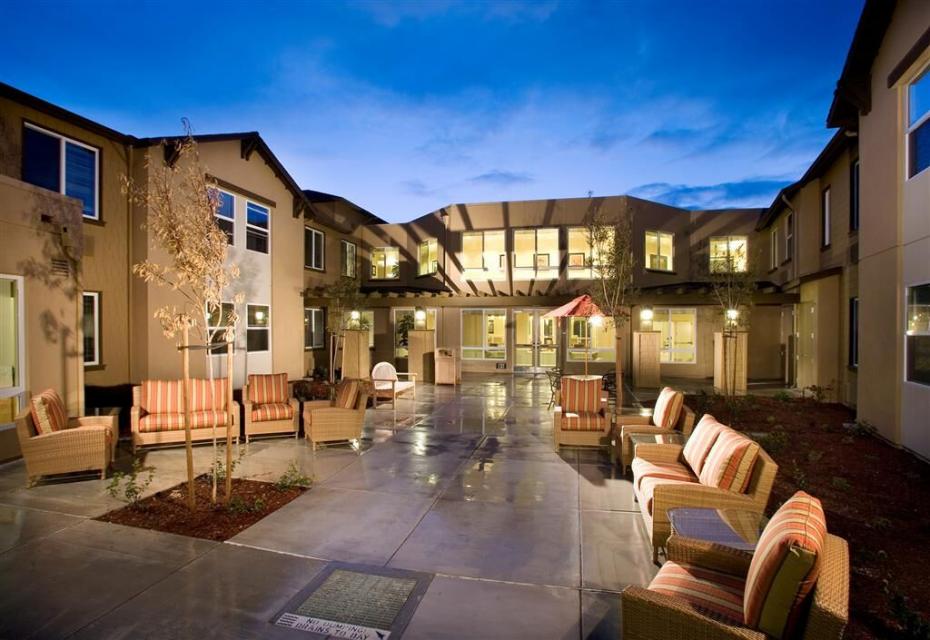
[
  {"left": 0, "top": 276, "right": 25, "bottom": 428},
  {"left": 513, "top": 309, "right": 558, "bottom": 373}
]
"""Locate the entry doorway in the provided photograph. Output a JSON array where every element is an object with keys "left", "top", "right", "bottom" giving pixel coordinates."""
[
  {"left": 0, "top": 275, "right": 25, "bottom": 428},
  {"left": 513, "top": 309, "right": 558, "bottom": 374}
]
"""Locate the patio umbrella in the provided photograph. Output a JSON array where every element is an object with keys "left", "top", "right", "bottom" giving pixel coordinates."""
[{"left": 543, "top": 294, "right": 605, "bottom": 376}]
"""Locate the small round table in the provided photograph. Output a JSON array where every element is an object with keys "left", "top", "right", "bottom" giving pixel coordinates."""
[{"left": 668, "top": 508, "right": 769, "bottom": 553}]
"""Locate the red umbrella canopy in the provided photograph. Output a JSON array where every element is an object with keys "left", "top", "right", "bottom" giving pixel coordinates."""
[{"left": 543, "top": 294, "right": 604, "bottom": 319}]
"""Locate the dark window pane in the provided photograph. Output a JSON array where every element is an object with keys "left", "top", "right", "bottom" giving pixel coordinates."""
[
  {"left": 304, "top": 229, "right": 312, "bottom": 267},
  {"left": 909, "top": 120, "right": 930, "bottom": 178},
  {"left": 65, "top": 142, "right": 96, "bottom": 218},
  {"left": 82, "top": 294, "right": 97, "bottom": 364},
  {"left": 247, "top": 229, "right": 268, "bottom": 253},
  {"left": 22, "top": 127, "right": 61, "bottom": 192},
  {"left": 246, "top": 202, "right": 269, "bottom": 228},
  {"left": 247, "top": 329, "right": 269, "bottom": 352},
  {"left": 313, "top": 231, "right": 324, "bottom": 269},
  {"left": 247, "top": 305, "right": 269, "bottom": 327},
  {"left": 217, "top": 218, "right": 234, "bottom": 244}
]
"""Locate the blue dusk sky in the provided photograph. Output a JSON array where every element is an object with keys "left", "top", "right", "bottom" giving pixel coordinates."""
[{"left": 2, "top": 0, "right": 862, "bottom": 221}]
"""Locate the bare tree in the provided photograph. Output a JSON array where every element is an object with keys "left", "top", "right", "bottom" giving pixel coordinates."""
[
  {"left": 586, "top": 200, "right": 637, "bottom": 407},
  {"left": 707, "top": 240, "right": 757, "bottom": 399},
  {"left": 124, "top": 129, "right": 241, "bottom": 509}
]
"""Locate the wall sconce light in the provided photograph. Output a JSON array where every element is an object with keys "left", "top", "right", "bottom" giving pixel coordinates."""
[
  {"left": 589, "top": 314, "right": 604, "bottom": 328},
  {"left": 640, "top": 307, "right": 654, "bottom": 331},
  {"left": 349, "top": 309, "right": 361, "bottom": 329},
  {"left": 725, "top": 308, "right": 740, "bottom": 330},
  {"left": 414, "top": 308, "right": 427, "bottom": 329}
]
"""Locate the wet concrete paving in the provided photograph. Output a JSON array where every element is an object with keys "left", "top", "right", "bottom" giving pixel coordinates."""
[{"left": 0, "top": 375, "right": 655, "bottom": 639}]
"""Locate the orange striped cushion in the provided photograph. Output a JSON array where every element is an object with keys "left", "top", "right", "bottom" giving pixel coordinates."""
[
  {"left": 560, "top": 377, "right": 601, "bottom": 414},
  {"left": 561, "top": 412, "right": 608, "bottom": 431},
  {"left": 652, "top": 387, "right": 684, "bottom": 429},
  {"left": 650, "top": 561, "right": 745, "bottom": 625},
  {"left": 189, "top": 410, "right": 229, "bottom": 428},
  {"left": 252, "top": 403, "right": 294, "bottom": 422},
  {"left": 630, "top": 458, "right": 697, "bottom": 490},
  {"left": 140, "top": 380, "right": 184, "bottom": 415},
  {"left": 639, "top": 476, "right": 698, "bottom": 515},
  {"left": 334, "top": 379, "right": 360, "bottom": 409},
  {"left": 699, "top": 428, "right": 760, "bottom": 493},
  {"left": 188, "top": 378, "right": 227, "bottom": 411},
  {"left": 30, "top": 389, "right": 67, "bottom": 435},
  {"left": 138, "top": 413, "right": 185, "bottom": 432},
  {"left": 683, "top": 414, "right": 726, "bottom": 475},
  {"left": 744, "top": 492, "right": 826, "bottom": 638},
  {"left": 248, "top": 374, "right": 288, "bottom": 404}
]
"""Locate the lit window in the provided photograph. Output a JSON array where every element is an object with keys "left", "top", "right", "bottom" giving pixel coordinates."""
[
  {"left": 785, "top": 213, "right": 794, "bottom": 262},
  {"left": 461, "top": 309, "right": 506, "bottom": 360},
  {"left": 908, "top": 67, "right": 930, "bottom": 178},
  {"left": 850, "top": 159, "right": 860, "bottom": 231},
  {"left": 82, "top": 292, "right": 100, "bottom": 366},
  {"left": 246, "top": 202, "right": 270, "bottom": 253},
  {"left": 462, "top": 230, "right": 506, "bottom": 275},
  {"left": 210, "top": 190, "right": 235, "bottom": 245},
  {"left": 371, "top": 247, "right": 399, "bottom": 279},
  {"left": 207, "top": 301, "right": 235, "bottom": 355},
  {"left": 645, "top": 230, "right": 674, "bottom": 271},
  {"left": 653, "top": 308, "right": 697, "bottom": 363},
  {"left": 247, "top": 304, "right": 270, "bottom": 352},
  {"left": 394, "top": 308, "right": 436, "bottom": 358},
  {"left": 304, "top": 307, "right": 324, "bottom": 350},
  {"left": 343, "top": 310, "right": 374, "bottom": 347},
  {"left": 566, "top": 317, "right": 616, "bottom": 362},
  {"left": 23, "top": 123, "right": 99, "bottom": 219},
  {"left": 418, "top": 239, "right": 438, "bottom": 276},
  {"left": 304, "top": 227, "right": 325, "bottom": 270},
  {"left": 906, "top": 284, "right": 930, "bottom": 385},
  {"left": 849, "top": 298, "right": 859, "bottom": 368},
  {"left": 341, "top": 240, "right": 357, "bottom": 278},
  {"left": 567, "top": 228, "right": 591, "bottom": 278},
  {"left": 821, "top": 188, "right": 831, "bottom": 248},
  {"left": 513, "top": 228, "right": 558, "bottom": 278},
  {"left": 709, "top": 236, "right": 747, "bottom": 273},
  {"left": 770, "top": 227, "right": 779, "bottom": 270}
]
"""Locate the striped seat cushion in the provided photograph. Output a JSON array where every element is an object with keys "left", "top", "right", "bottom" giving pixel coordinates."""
[
  {"left": 140, "top": 380, "right": 184, "bottom": 415},
  {"left": 252, "top": 403, "right": 294, "bottom": 422},
  {"left": 631, "top": 458, "right": 697, "bottom": 490},
  {"left": 188, "top": 378, "right": 227, "bottom": 411},
  {"left": 189, "top": 410, "right": 229, "bottom": 428},
  {"left": 334, "top": 379, "right": 360, "bottom": 409},
  {"left": 560, "top": 377, "right": 601, "bottom": 414},
  {"left": 652, "top": 387, "right": 684, "bottom": 429},
  {"left": 248, "top": 374, "right": 288, "bottom": 404},
  {"left": 561, "top": 411, "right": 608, "bottom": 431},
  {"left": 650, "top": 561, "right": 746, "bottom": 625},
  {"left": 744, "top": 491, "right": 826, "bottom": 638},
  {"left": 683, "top": 414, "right": 726, "bottom": 475},
  {"left": 30, "top": 389, "right": 68, "bottom": 436},
  {"left": 138, "top": 410, "right": 230, "bottom": 432},
  {"left": 699, "top": 428, "right": 760, "bottom": 493},
  {"left": 639, "top": 476, "right": 698, "bottom": 516}
]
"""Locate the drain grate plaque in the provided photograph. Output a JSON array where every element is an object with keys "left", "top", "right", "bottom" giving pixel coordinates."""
[{"left": 273, "top": 563, "right": 433, "bottom": 639}]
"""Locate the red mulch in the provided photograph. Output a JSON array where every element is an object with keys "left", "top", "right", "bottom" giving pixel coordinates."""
[
  {"left": 96, "top": 475, "right": 307, "bottom": 542},
  {"left": 677, "top": 394, "right": 930, "bottom": 639}
]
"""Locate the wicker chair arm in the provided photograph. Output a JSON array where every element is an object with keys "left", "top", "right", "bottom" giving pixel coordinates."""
[
  {"left": 23, "top": 425, "right": 109, "bottom": 454},
  {"left": 394, "top": 372, "right": 417, "bottom": 379},
  {"left": 310, "top": 407, "right": 362, "bottom": 428},
  {"left": 802, "top": 535, "right": 849, "bottom": 640},
  {"left": 653, "top": 485, "right": 756, "bottom": 527},
  {"left": 634, "top": 443, "right": 685, "bottom": 464},
  {"left": 71, "top": 415, "right": 116, "bottom": 429},
  {"left": 616, "top": 413, "right": 654, "bottom": 426},
  {"left": 666, "top": 535, "right": 753, "bottom": 577},
  {"left": 302, "top": 399, "right": 333, "bottom": 416},
  {"left": 131, "top": 406, "right": 141, "bottom": 433},
  {"left": 621, "top": 425, "right": 676, "bottom": 439},
  {"left": 622, "top": 585, "right": 766, "bottom": 640}
]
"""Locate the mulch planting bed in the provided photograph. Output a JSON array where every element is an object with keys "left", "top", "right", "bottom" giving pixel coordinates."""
[
  {"left": 96, "top": 474, "right": 307, "bottom": 542},
  {"left": 675, "top": 394, "right": 930, "bottom": 639}
]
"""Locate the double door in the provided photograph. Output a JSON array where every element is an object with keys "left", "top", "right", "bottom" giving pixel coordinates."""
[{"left": 513, "top": 309, "right": 558, "bottom": 373}]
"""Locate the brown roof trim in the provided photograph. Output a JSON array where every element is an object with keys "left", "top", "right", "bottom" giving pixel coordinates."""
[
  {"left": 302, "top": 189, "right": 386, "bottom": 224},
  {"left": 0, "top": 82, "right": 135, "bottom": 144},
  {"left": 887, "top": 25, "right": 930, "bottom": 87}
]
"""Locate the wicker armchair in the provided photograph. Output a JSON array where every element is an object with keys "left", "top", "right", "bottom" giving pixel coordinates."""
[
  {"left": 304, "top": 379, "right": 369, "bottom": 450},
  {"left": 243, "top": 374, "right": 299, "bottom": 443},
  {"left": 15, "top": 407, "right": 116, "bottom": 486},
  {"left": 552, "top": 376, "right": 611, "bottom": 449},
  {"left": 615, "top": 387, "right": 696, "bottom": 472}
]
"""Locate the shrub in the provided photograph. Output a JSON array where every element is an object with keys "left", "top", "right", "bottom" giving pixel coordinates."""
[
  {"left": 831, "top": 476, "right": 852, "bottom": 491},
  {"left": 754, "top": 429, "right": 789, "bottom": 455},
  {"left": 889, "top": 591, "right": 930, "bottom": 640},
  {"left": 852, "top": 420, "right": 877, "bottom": 437},
  {"left": 275, "top": 462, "right": 313, "bottom": 491},
  {"left": 807, "top": 450, "right": 824, "bottom": 464},
  {"left": 227, "top": 495, "right": 267, "bottom": 514},
  {"left": 106, "top": 458, "right": 155, "bottom": 509},
  {"left": 790, "top": 460, "right": 807, "bottom": 491},
  {"left": 773, "top": 390, "right": 792, "bottom": 402}
]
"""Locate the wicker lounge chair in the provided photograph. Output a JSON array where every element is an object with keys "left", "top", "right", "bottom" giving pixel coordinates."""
[
  {"left": 304, "top": 379, "right": 369, "bottom": 450},
  {"left": 615, "top": 386, "right": 695, "bottom": 473},
  {"left": 243, "top": 374, "right": 299, "bottom": 442},
  {"left": 552, "top": 376, "right": 610, "bottom": 449},
  {"left": 131, "top": 379, "right": 239, "bottom": 451},
  {"left": 371, "top": 361, "right": 416, "bottom": 423}
]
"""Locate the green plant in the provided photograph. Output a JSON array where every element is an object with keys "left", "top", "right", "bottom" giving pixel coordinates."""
[
  {"left": 106, "top": 458, "right": 155, "bottom": 509},
  {"left": 870, "top": 516, "right": 892, "bottom": 531},
  {"left": 831, "top": 476, "right": 852, "bottom": 491},
  {"left": 227, "top": 495, "right": 267, "bottom": 514},
  {"left": 766, "top": 414, "right": 776, "bottom": 424},
  {"left": 889, "top": 591, "right": 930, "bottom": 640},
  {"left": 790, "top": 459, "right": 807, "bottom": 491},
  {"left": 754, "top": 429, "right": 789, "bottom": 455},
  {"left": 773, "top": 390, "right": 792, "bottom": 402},
  {"left": 807, "top": 449, "right": 824, "bottom": 464},
  {"left": 396, "top": 313, "right": 416, "bottom": 349},
  {"left": 212, "top": 447, "right": 244, "bottom": 482},
  {"left": 852, "top": 419, "right": 877, "bottom": 437},
  {"left": 275, "top": 462, "right": 313, "bottom": 491}
]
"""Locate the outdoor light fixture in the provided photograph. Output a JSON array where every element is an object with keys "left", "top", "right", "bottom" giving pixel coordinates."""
[
  {"left": 726, "top": 308, "right": 740, "bottom": 321},
  {"left": 255, "top": 310, "right": 265, "bottom": 321},
  {"left": 640, "top": 307, "right": 654, "bottom": 331},
  {"left": 349, "top": 309, "right": 360, "bottom": 329},
  {"left": 589, "top": 314, "right": 604, "bottom": 327},
  {"left": 414, "top": 308, "right": 427, "bottom": 329}
]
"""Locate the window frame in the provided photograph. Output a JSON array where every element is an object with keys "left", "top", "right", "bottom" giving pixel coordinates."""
[
  {"left": 211, "top": 188, "right": 235, "bottom": 245},
  {"left": 418, "top": 238, "right": 439, "bottom": 276},
  {"left": 906, "top": 282, "right": 930, "bottom": 386},
  {"left": 907, "top": 64, "right": 930, "bottom": 180},
  {"left": 770, "top": 226, "right": 779, "bottom": 270},
  {"left": 23, "top": 122, "right": 101, "bottom": 221},
  {"left": 512, "top": 227, "right": 558, "bottom": 279},
  {"left": 709, "top": 236, "right": 748, "bottom": 273},
  {"left": 653, "top": 307, "right": 698, "bottom": 364},
  {"left": 460, "top": 308, "right": 507, "bottom": 361},
  {"left": 461, "top": 230, "right": 506, "bottom": 274},
  {"left": 849, "top": 297, "right": 859, "bottom": 368},
  {"left": 304, "top": 307, "right": 324, "bottom": 350},
  {"left": 304, "top": 227, "right": 325, "bottom": 271},
  {"left": 785, "top": 212, "right": 794, "bottom": 262},
  {"left": 850, "top": 159, "right": 860, "bottom": 232},
  {"left": 566, "top": 316, "right": 617, "bottom": 363},
  {"left": 370, "top": 246, "right": 400, "bottom": 280},
  {"left": 82, "top": 291, "right": 101, "bottom": 367},
  {"left": 206, "top": 301, "right": 235, "bottom": 355},
  {"left": 644, "top": 230, "right": 674, "bottom": 272},
  {"left": 341, "top": 240, "right": 358, "bottom": 278},
  {"left": 245, "top": 201, "right": 270, "bottom": 254},
  {"left": 821, "top": 187, "right": 831, "bottom": 248},
  {"left": 246, "top": 304, "right": 271, "bottom": 353}
]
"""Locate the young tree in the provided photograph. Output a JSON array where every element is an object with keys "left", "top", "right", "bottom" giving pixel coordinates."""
[
  {"left": 310, "top": 277, "right": 364, "bottom": 383},
  {"left": 587, "top": 200, "right": 637, "bottom": 408},
  {"left": 125, "top": 129, "right": 241, "bottom": 509}
]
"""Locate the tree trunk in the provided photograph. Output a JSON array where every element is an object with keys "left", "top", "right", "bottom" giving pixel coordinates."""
[
  {"left": 225, "top": 340, "right": 234, "bottom": 500},
  {"left": 181, "top": 324, "right": 195, "bottom": 510},
  {"left": 615, "top": 333, "right": 624, "bottom": 410}
]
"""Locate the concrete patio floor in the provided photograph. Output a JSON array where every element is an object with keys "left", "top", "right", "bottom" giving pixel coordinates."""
[{"left": 0, "top": 375, "right": 658, "bottom": 639}]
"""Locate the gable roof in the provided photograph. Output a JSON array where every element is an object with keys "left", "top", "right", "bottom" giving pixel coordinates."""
[{"left": 303, "top": 189, "right": 386, "bottom": 225}]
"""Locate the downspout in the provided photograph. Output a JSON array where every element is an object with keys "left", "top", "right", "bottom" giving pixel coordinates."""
[{"left": 127, "top": 144, "right": 134, "bottom": 384}]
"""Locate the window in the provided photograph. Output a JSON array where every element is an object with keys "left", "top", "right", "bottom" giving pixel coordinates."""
[
  {"left": 850, "top": 159, "right": 860, "bottom": 231},
  {"left": 304, "top": 308, "right": 324, "bottom": 350},
  {"left": 821, "top": 188, "right": 831, "bottom": 248},
  {"left": 82, "top": 292, "right": 100, "bottom": 366},
  {"left": 212, "top": 190, "right": 235, "bottom": 244},
  {"left": 0, "top": 276, "right": 25, "bottom": 429},
  {"left": 22, "top": 123, "right": 99, "bottom": 219},
  {"left": 653, "top": 308, "right": 697, "bottom": 363},
  {"left": 371, "top": 247, "right": 399, "bottom": 279},
  {"left": 207, "top": 301, "right": 235, "bottom": 355},
  {"left": 513, "top": 228, "right": 558, "bottom": 278},
  {"left": 247, "top": 304, "right": 270, "bottom": 352},
  {"left": 645, "top": 231, "right": 674, "bottom": 271},
  {"left": 709, "top": 236, "right": 747, "bottom": 273},
  {"left": 246, "top": 202, "right": 270, "bottom": 253},
  {"left": 418, "top": 239, "right": 438, "bottom": 276},
  {"left": 567, "top": 317, "right": 616, "bottom": 362},
  {"left": 770, "top": 227, "right": 779, "bottom": 270},
  {"left": 567, "top": 227, "right": 611, "bottom": 279},
  {"left": 461, "top": 309, "right": 506, "bottom": 360},
  {"left": 908, "top": 67, "right": 930, "bottom": 178},
  {"left": 462, "top": 230, "right": 506, "bottom": 274},
  {"left": 906, "top": 283, "right": 930, "bottom": 385},
  {"left": 341, "top": 240, "right": 357, "bottom": 278},
  {"left": 849, "top": 298, "right": 859, "bottom": 368},
  {"left": 343, "top": 310, "right": 374, "bottom": 347},
  {"left": 785, "top": 212, "right": 794, "bottom": 262},
  {"left": 394, "top": 308, "right": 437, "bottom": 358},
  {"left": 304, "top": 227, "right": 324, "bottom": 270}
]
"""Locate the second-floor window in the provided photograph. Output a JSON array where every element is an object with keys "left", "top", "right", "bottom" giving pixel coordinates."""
[
  {"left": 462, "top": 230, "right": 505, "bottom": 272},
  {"left": 247, "top": 304, "right": 270, "bottom": 352},
  {"left": 908, "top": 67, "right": 930, "bottom": 178},
  {"left": 785, "top": 212, "right": 794, "bottom": 262},
  {"left": 513, "top": 228, "right": 558, "bottom": 276},
  {"left": 22, "top": 123, "right": 99, "bottom": 220},
  {"left": 644, "top": 230, "right": 673, "bottom": 271},
  {"left": 821, "top": 187, "right": 831, "bottom": 248},
  {"left": 246, "top": 202, "right": 270, "bottom": 253},
  {"left": 213, "top": 190, "right": 235, "bottom": 244},
  {"left": 304, "top": 227, "right": 324, "bottom": 270},
  {"left": 850, "top": 159, "right": 860, "bottom": 231},
  {"left": 418, "top": 239, "right": 438, "bottom": 276},
  {"left": 207, "top": 301, "right": 235, "bottom": 355},
  {"left": 341, "top": 240, "right": 357, "bottom": 278},
  {"left": 770, "top": 227, "right": 779, "bottom": 270},
  {"left": 709, "top": 236, "right": 747, "bottom": 273},
  {"left": 371, "top": 247, "right": 399, "bottom": 279}
]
